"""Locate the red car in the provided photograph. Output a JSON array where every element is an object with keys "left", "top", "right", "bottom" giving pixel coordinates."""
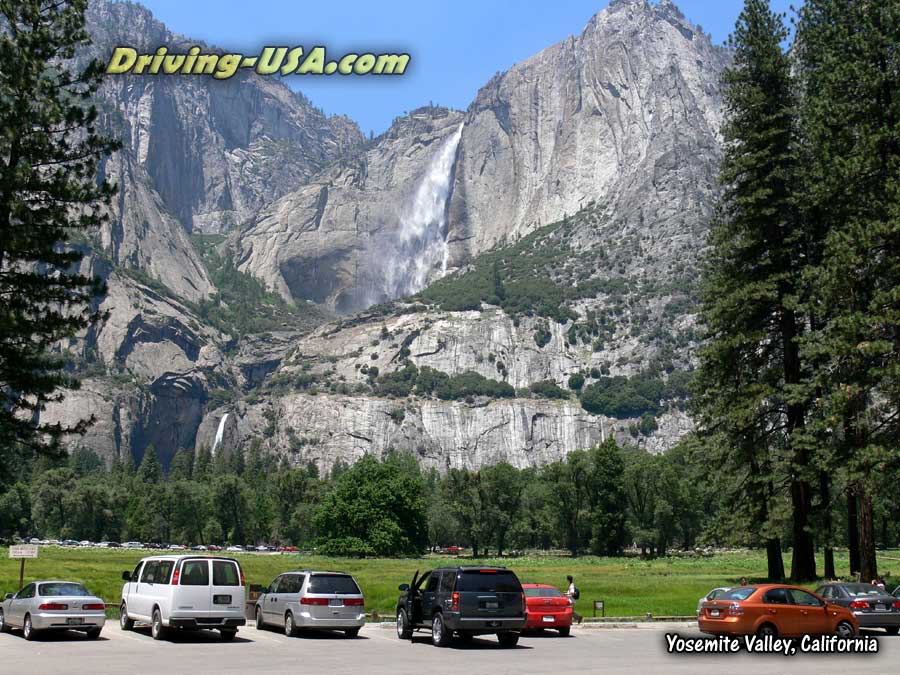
[{"left": 522, "top": 583, "right": 573, "bottom": 636}]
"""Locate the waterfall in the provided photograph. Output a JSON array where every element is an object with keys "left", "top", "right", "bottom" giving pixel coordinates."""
[
  {"left": 381, "top": 123, "right": 463, "bottom": 298},
  {"left": 211, "top": 412, "right": 229, "bottom": 456}
]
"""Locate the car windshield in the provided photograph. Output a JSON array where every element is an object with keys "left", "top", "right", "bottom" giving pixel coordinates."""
[
  {"left": 458, "top": 570, "right": 522, "bottom": 593},
  {"left": 718, "top": 587, "right": 757, "bottom": 601},
  {"left": 843, "top": 584, "right": 888, "bottom": 598},
  {"left": 524, "top": 587, "right": 563, "bottom": 598},
  {"left": 307, "top": 574, "right": 361, "bottom": 595},
  {"left": 39, "top": 583, "right": 90, "bottom": 597}
]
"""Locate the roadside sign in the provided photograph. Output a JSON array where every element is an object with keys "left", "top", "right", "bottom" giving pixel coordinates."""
[
  {"left": 9, "top": 544, "right": 39, "bottom": 559},
  {"left": 593, "top": 599, "right": 605, "bottom": 617}
]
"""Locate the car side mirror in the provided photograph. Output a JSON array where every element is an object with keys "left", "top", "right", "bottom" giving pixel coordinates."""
[
  {"left": 4, "top": 593, "right": 12, "bottom": 600},
  {"left": 122, "top": 571, "right": 131, "bottom": 581},
  {"left": 399, "top": 583, "right": 409, "bottom": 591}
]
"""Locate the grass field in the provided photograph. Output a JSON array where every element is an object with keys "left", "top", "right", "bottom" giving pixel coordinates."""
[{"left": 2, "top": 547, "right": 897, "bottom": 619}]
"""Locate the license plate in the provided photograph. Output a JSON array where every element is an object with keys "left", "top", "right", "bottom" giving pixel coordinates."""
[
  {"left": 213, "top": 595, "right": 232, "bottom": 605},
  {"left": 329, "top": 599, "right": 343, "bottom": 607},
  {"left": 709, "top": 609, "right": 720, "bottom": 617},
  {"left": 542, "top": 616, "right": 555, "bottom": 623},
  {"left": 875, "top": 604, "right": 887, "bottom": 612},
  {"left": 66, "top": 618, "right": 83, "bottom": 625},
  {"left": 485, "top": 601, "right": 498, "bottom": 609}
]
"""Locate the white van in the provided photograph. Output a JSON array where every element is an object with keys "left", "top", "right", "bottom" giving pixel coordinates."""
[{"left": 119, "top": 555, "right": 247, "bottom": 640}]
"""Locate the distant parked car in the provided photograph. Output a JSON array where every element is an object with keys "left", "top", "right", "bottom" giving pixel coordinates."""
[
  {"left": 278, "top": 546, "right": 298, "bottom": 553},
  {"left": 396, "top": 566, "right": 526, "bottom": 647},
  {"left": 167, "top": 544, "right": 186, "bottom": 551},
  {"left": 522, "top": 583, "right": 572, "bottom": 636},
  {"left": 207, "top": 544, "right": 221, "bottom": 552},
  {"left": 108, "top": 542, "right": 121, "bottom": 548},
  {"left": 815, "top": 582, "right": 900, "bottom": 635},
  {"left": 700, "top": 584, "right": 857, "bottom": 638},
  {"left": 255, "top": 571, "right": 365, "bottom": 637},
  {"left": 119, "top": 555, "right": 246, "bottom": 641},
  {"left": 190, "top": 545, "right": 207, "bottom": 551},
  {"left": 698, "top": 587, "right": 732, "bottom": 615},
  {"left": 0, "top": 581, "right": 106, "bottom": 640},
  {"left": 29, "top": 537, "right": 40, "bottom": 545},
  {"left": 122, "top": 541, "right": 142, "bottom": 549},
  {"left": 225, "top": 545, "right": 243, "bottom": 552}
]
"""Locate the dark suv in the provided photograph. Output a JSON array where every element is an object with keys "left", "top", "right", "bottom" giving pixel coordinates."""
[{"left": 395, "top": 566, "right": 526, "bottom": 647}]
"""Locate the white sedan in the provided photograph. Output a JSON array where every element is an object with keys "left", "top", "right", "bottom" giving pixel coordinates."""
[
  {"left": 0, "top": 581, "right": 106, "bottom": 640},
  {"left": 697, "top": 587, "right": 732, "bottom": 615}
]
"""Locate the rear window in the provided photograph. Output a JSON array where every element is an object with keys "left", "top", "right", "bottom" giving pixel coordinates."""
[
  {"left": 524, "top": 587, "right": 563, "bottom": 598},
  {"left": 307, "top": 574, "right": 361, "bottom": 595},
  {"left": 459, "top": 570, "right": 522, "bottom": 593},
  {"left": 212, "top": 560, "right": 241, "bottom": 586},
  {"left": 843, "top": 584, "right": 887, "bottom": 598},
  {"left": 180, "top": 560, "right": 210, "bottom": 586},
  {"left": 39, "top": 583, "right": 90, "bottom": 597},
  {"left": 719, "top": 587, "right": 757, "bottom": 601}
]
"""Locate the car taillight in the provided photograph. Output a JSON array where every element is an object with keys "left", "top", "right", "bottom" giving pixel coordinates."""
[
  {"left": 300, "top": 597, "right": 329, "bottom": 605},
  {"left": 893, "top": 601, "right": 900, "bottom": 610},
  {"left": 171, "top": 568, "right": 180, "bottom": 585},
  {"left": 240, "top": 569, "right": 246, "bottom": 586},
  {"left": 83, "top": 603, "right": 106, "bottom": 611},
  {"left": 726, "top": 603, "right": 744, "bottom": 617},
  {"left": 451, "top": 592, "right": 459, "bottom": 611},
  {"left": 39, "top": 603, "right": 68, "bottom": 610},
  {"left": 344, "top": 598, "right": 364, "bottom": 606},
  {"left": 849, "top": 600, "right": 869, "bottom": 609}
]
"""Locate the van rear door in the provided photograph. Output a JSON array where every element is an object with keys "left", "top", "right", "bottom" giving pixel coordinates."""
[
  {"left": 176, "top": 558, "right": 211, "bottom": 619},
  {"left": 457, "top": 569, "right": 524, "bottom": 619},
  {"left": 211, "top": 559, "right": 244, "bottom": 618}
]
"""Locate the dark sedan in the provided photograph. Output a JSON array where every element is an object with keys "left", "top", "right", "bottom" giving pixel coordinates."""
[{"left": 815, "top": 582, "right": 900, "bottom": 635}]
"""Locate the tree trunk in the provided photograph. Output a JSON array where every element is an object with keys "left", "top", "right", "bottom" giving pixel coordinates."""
[
  {"left": 819, "top": 471, "right": 836, "bottom": 579},
  {"left": 858, "top": 487, "right": 878, "bottom": 582},
  {"left": 766, "top": 538, "right": 785, "bottom": 581},
  {"left": 847, "top": 490, "right": 861, "bottom": 576},
  {"left": 789, "top": 478, "right": 817, "bottom": 581}
]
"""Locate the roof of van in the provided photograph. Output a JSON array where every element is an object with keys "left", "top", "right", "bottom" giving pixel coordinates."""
[{"left": 135, "top": 554, "right": 240, "bottom": 561}]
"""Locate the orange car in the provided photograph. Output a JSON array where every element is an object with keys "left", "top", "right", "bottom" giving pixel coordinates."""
[{"left": 699, "top": 584, "right": 858, "bottom": 639}]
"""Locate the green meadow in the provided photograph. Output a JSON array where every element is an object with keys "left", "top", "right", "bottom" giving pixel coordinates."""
[{"left": 2, "top": 547, "right": 896, "bottom": 619}]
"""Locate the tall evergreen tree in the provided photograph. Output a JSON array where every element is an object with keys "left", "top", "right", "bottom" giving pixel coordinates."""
[
  {"left": 695, "top": 0, "right": 813, "bottom": 580},
  {"left": 0, "top": 1, "right": 118, "bottom": 457},
  {"left": 795, "top": 0, "right": 900, "bottom": 583}
]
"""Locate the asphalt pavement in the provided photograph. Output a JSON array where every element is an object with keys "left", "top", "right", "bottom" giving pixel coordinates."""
[{"left": 0, "top": 622, "right": 896, "bottom": 674}]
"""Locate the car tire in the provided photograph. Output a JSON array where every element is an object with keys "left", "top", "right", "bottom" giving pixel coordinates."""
[
  {"left": 756, "top": 623, "right": 777, "bottom": 639},
  {"left": 396, "top": 609, "right": 413, "bottom": 640},
  {"left": 23, "top": 614, "right": 36, "bottom": 641},
  {"left": 119, "top": 603, "right": 134, "bottom": 631},
  {"left": 151, "top": 608, "right": 166, "bottom": 641},
  {"left": 285, "top": 612, "right": 298, "bottom": 637},
  {"left": 0, "top": 609, "right": 8, "bottom": 633},
  {"left": 558, "top": 626, "right": 571, "bottom": 637},
  {"left": 885, "top": 626, "right": 899, "bottom": 636},
  {"left": 255, "top": 607, "right": 265, "bottom": 630},
  {"left": 344, "top": 627, "right": 360, "bottom": 638},
  {"left": 86, "top": 628, "right": 102, "bottom": 640},
  {"left": 836, "top": 621, "right": 855, "bottom": 639},
  {"left": 432, "top": 613, "right": 451, "bottom": 647},
  {"left": 220, "top": 629, "right": 237, "bottom": 641},
  {"left": 497, "top": 631, "right": 520, "bottom": 647}
]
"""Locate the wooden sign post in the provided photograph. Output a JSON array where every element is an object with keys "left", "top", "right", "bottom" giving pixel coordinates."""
[{"left": 9, "top": 544, "right": 39, "bottom": 590}]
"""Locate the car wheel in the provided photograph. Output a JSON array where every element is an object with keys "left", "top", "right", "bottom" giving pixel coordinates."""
[
  {"left": 151, "top": 608, "right": 166, "bottom": 641},
  {"left": 86, "top": 628, "right": 102, "bottom": 640},
  {"left": 497, "top": 631, "right": 520, "bottom": 647},
  {"left": 396, "top": 609, "right": 413, "bottom": 640},
  {"left": 836, "top": 621, "right": 855, "bottom": 639},
  {"left": 885, "top": 627, "right": 899, "bottom": 636},
  {"left": 0, "top": 609, "right": 8, "bottom": 633},
  {"left": 432, "top": 613, "right": 451, "bottom": 647},
  {"left": 220, "top": 629, "right": 237, "bottom": 641},
  {"left": 285, "top": 612, "right": 298, "bottom": 637},
  {"left": 255, "top": 607, "right": 265, "bottom": 630},
  {"left": 23, "top": 614, "right": 36, "bottom": 641},
  {"left": 119, "top": 603, "right": 134, "bottom": 631},
  {"left": 756, "top": 623, "right": 777, "bottom": 639},
  {"left": 558, "top": 626, "right": 571, "bottom": 637}
]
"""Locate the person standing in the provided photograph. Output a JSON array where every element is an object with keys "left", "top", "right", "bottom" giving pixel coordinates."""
[{"left": 565, "top": 575, "right": 582, "bottom": 623}]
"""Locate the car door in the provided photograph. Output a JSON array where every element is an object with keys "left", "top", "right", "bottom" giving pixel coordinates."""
[
  {"left": 420, "top": 571, "right": 440, "bottom": 617},
  {"left": 177, "top": 558, "right": 211, "bottom": 619},
  {"left": 263, "top": 575, "right": 284, "bottom": 623},
  {"left": 761, "top": 587, "right": 801, "bottom": 636},
  {"left": 9, "top": 583, "right": 35, "bottom": 626},
  {"left": 270, "top": 575, "right": 294, "bottom": 625},
  {"left": 789, "top": 588, "right": 831, "bottom": 635}
]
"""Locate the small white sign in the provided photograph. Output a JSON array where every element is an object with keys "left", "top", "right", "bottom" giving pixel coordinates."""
[{"left": 9, "top": 544, "right": 39, "bottom": 559}]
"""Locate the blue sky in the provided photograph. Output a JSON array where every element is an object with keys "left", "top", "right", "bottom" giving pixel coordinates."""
[{"left": 135, "top": 0, "right": 794, "bottom": 135}]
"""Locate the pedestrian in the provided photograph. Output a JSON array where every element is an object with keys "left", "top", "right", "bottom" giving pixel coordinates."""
[
  {"left": 565, "top": 575, "right": 582, "bottom": 623},
  {"left": 740, "top": 577, "right": 748, "bottom": 586}
]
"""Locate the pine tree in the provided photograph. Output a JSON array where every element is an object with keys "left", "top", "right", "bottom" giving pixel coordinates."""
[
  {"left": 795, "top": 0, "right": 900, "bottom": 583},
  {"left": 695, "top": 0, "right": 812, "bottom": 580},
  {"left": 0, "top": 1, "right": 119, "bottom": 456},
  {"left": 136, "top": 445, "right": 162, "bottom": 484}
]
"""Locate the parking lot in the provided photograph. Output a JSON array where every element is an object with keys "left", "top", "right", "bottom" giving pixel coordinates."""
[{"left": 1, "top": 623, "right": 897, "bottom": 674}]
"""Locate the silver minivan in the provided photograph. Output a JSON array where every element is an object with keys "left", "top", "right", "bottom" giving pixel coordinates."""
[
  {"left": 120, "top": 555, "right": 246, "bottom": 640},
  {"left": 254, "top": 570, "right": 365, "bottom": 637}
]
